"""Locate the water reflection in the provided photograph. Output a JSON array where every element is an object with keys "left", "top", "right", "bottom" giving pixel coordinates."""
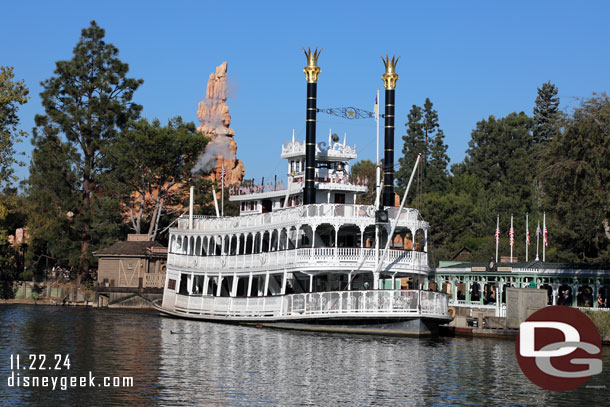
[{"left": 1, "top": 305, "right": 609, "bottom": 406}]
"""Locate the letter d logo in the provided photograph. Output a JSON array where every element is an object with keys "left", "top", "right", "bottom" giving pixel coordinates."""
[{"left": 516, "top": 306, "right": 602, "bottom": 391}]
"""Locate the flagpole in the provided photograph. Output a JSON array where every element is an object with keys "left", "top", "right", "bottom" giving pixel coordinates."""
[
  {"left": 536, "top": 220, "right": 540, "bottom": 261},
  {"left": 375, "top": 89, "right": 381, "bottom": 209},
  {"left": 510, "top": 214, "right": 515, "bottom": 263},
  {"left": 543, "top": 212, "right": 546, "bottom": 262},
  {"left": 221, "top": 161, "right": 225, "bottom": 217},
  {"left": 496, "top": 215, "right": 500, "bottom": 264},
  {"left": 526, "top": 212, "right": 529, "bottom": 262},
  {"left": 374, "top": 89, "right": 381, "bottom": 273}
]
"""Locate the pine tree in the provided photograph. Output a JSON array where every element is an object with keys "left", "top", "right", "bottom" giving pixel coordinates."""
[
  {"left": 28, "top": 21, "right": 142, "bottom": 277},
  {"left": 396, "top": 105, "right": 425, "bottom": 194},
  {"left": 397, "top": 99, "right": 449, "bottom": 195},
  {"left": 533, "top": 81, "right": 560, "bottom": 144}
]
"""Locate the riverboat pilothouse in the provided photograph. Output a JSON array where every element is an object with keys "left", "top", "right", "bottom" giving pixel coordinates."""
[{"left": 155, "top": 49, "right": 451, "bottom": 335}]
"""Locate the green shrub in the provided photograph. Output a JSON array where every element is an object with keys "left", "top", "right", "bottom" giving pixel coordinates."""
[{"left": 583, "top": 309, "right": 610, "bottom": 339}]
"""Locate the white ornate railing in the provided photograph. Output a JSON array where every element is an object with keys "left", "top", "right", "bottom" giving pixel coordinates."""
[
  {"left": 175, "top": 203, "right": 426, "bottom": 233},
  {"left": 167, "top": 247, "right": 429, "bottom": 274},
  {"left": 448, "top": 300, "right": 507, "bottom": 317},
  {"left": 172, "top": 289, "right": 448, "bottom": 319}
]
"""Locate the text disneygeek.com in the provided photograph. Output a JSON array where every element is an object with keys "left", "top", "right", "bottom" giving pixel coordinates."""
[
  {"left": 7, "top": 371, "right": 134, "bottom": 391},
  {"left": 7, "top": 353, "right": 133, "bottom": 391}
]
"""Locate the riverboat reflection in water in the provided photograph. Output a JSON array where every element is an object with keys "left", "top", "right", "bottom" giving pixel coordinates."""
[{"left": 0, "top": 305, "right": 609, "bottom": 406}]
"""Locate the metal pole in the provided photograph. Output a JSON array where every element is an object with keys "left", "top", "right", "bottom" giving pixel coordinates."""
[
  {"left": 496, "top": 215, "right": 500, "bottom": 264},
  {"left": 375, "top": 154, "right": 421, "bottom": 274},
  {"left": 375, "top": 88, "right": 381, "bottom": 209},
  {"left": 189, "top": 186, "right": 194, "bottom": 229},
  {"left": 543, "top": 212, "right": 546, "bottom": 262},
  {"left": 212, "top": 187, "right": 220, "bottom": 218},
  {"left": 510, "top": 215, "right": 515, "bottom": 263},
  {"left": 525, "top": 212, "right": 529, "bottom": 262},
  {"left": 536, "top": 218, "right": 540, "bottom": 261}
]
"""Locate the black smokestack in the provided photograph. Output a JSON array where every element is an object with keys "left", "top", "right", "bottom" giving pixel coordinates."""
[
  {"left": 303, "top": 48, "right": 322, "bottom": 205},
  {"left": 381, "top": 55, "right": 399, "bottom": 207}
]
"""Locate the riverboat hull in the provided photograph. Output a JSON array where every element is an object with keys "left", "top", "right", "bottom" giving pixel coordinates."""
[{"left": 153, "top": 297, "right": 452, "bottom": 337}]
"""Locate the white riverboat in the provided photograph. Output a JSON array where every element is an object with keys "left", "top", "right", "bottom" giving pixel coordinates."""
[{"left": 155, "top": 50, "right": 451, "bottom": 335}]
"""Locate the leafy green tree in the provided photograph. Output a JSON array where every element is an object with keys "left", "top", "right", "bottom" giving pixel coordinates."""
[
  {"left": 350, "top": 159, "right": 376, "bottom": 205},
  {"left": 28, "top": 21, "right": 142, "bottom": 277},
  {"left": 540, "top": 94, "right": 610, "bottom": 261},
  {"left": 0, "top": 67, "right": 29, "bottom": 290},
  {"left": 102, "top": 117, "right": 207, "bottom": 241},
  {"left": 533, "top": 81, "right": 560, "bottom": 144},
  {"left": 0, "top": 66, "right": 29, "bottom": 187}
]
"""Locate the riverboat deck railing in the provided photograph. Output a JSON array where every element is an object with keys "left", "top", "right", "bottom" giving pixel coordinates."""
[
  {"left": 168, "top": 247, "right": 429, "bottom": 274},
  {"left": 448, "top": 299, "right": 507, "bottom": 317},
  {"left": 172, "top": 289, "right": 448, "bottom": 319},
  {"left": 175, "top": 203, "right": 426, "bottom": 233}
]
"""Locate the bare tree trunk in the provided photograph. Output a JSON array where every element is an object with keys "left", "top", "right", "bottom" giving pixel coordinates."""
[{"left": 151, "top": 196, "right": 165, "bottom": 242}]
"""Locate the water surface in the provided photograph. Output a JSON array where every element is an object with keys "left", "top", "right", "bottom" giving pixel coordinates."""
[{"left": 0, "top": 305, "right": 608, "bottom": 406}]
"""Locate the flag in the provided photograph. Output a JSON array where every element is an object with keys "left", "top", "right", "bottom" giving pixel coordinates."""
[
  {"left": 221, "top": 162, "right": 225, "bottom": 189},
  {"left": 509, "top": 225, "right": 514, "bottom": 246},
  {"left": 374, "top": 94, "right": 379, "bottom": 118},
  {"left": 494, "top": 224, "right": 500, "bottom": 244},
  {"left": 536, "top": 222, "right": 541, "bottom": 236},
  {"left": 526, "top": 224, "right": 530, "bottom": 245},
  {"left": 544, "top": 224, "right": 548, "bottom": 247}
]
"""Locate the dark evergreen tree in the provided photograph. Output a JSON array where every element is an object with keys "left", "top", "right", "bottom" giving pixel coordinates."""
[
  {"left": 461, "top": 113, "right": 534, "bottom": 204},
  {"left": 28, "top": 21, "right": 142, "bottom": 277},
  {"left": 533, "top": 81, "right": 560, "bottom": 144},
  {"left": 428, "top": 128, "right": 450, "bottom": 193},
  {"left": 397, "top": 99, "right": 449, "bottom": 196},
  {"left": 397, "top": 104, "right": 425, "bottom": 194}
]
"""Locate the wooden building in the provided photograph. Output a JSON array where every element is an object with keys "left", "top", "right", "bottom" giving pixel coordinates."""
[{"left": 94, "top": 235, "right": 167, "bottom": 288}]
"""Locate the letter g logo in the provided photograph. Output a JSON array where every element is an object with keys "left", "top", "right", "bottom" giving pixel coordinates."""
[{"left": 516, "top": 307, "right": 602, "bottom": 391}]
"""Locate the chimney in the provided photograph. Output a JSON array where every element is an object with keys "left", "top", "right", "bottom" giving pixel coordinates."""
[
  {"left": 303, "top": 47, "right": 322, "bottom": 205},
  {"left": 381, "top": 55, "right": 399, "bottom": 207}
]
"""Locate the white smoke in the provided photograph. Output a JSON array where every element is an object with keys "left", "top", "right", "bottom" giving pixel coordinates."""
[{"left": 192, "top": 134, "right": 233, "bottom": 174}]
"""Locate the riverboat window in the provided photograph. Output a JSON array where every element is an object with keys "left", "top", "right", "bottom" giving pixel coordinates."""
[
  {"left": 334, "top": 193, "right": 345, "bottom": 204},
  {"left": 192, "top": 275, "right": 205, "bottom": 295},
  {"left": 179, "top": 274, "right": 189, "bottom": 295},
  {"left": 167, "top": 279, "right": 176, "bottom": 290},
  {"left": 250, "top": 201, "right": 255, "bottom": 211}
]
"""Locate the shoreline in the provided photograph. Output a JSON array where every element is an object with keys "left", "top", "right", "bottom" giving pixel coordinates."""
[{"left": 0, "top": 298, "right": 155, "bottom": 309}]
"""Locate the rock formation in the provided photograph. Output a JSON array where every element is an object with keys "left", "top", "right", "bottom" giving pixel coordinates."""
[{"left": 194, "top": 62, "right": 245, "bottom": 186}]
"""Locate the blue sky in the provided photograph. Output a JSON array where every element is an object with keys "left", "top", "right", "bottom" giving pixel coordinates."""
[{"left": 3, "top": 1, "right": 610, "bottom": 186}]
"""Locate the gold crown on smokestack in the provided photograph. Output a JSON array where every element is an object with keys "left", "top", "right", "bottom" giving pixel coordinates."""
[
  {"left": 303, "top": 47, "right": 322, "bottom": 83},
  {"left": 381, "top": 54, "right": 400, "bottom": 90}
]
